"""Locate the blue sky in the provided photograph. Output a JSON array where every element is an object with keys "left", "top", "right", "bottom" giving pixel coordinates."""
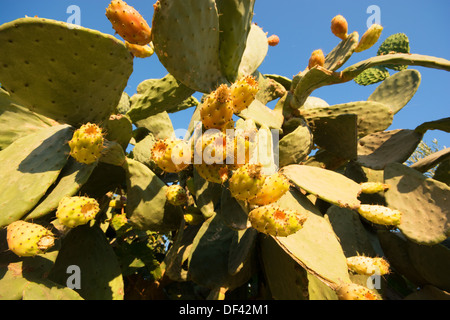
[{"left": 1, "top": 0, "right": 449, "bottom": 148}]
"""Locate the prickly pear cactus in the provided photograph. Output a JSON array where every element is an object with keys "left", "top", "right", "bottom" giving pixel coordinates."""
[{"left": 0, "top": 2, "right": 449, "bottom": 302}]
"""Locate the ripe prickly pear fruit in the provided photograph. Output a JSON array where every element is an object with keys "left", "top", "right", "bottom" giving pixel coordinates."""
[
  {"left": 267, "top": 35, "right": 280, "bottom": 47},
  {"left": 229, "top": 164, "right": 266, "bottom": 201},
  {"left": 248, "top": 205, "right": 307, "bottom": 237},
  {"left": 151, "top": 138, "right": 191, "bottom": 173},
  {"left": 56, "top": 196, "right": 100, "bottom": 228},
  {"left": 194, "top": 163, "right": 229, "bottom": 184},
  {"left": 200, "top": 84, "right": 234, "bottom": 130},
  {"left": 6, "top": 221, "right": 55, "bottom": 257},
  {"left": 354, "top": 24, "right": 383, "bottom": 53},
  {"left": 69, "top": 123, "right": 104, "bottom": 165},
  {"left": 357, "top": 204, "right": 402, "bottom": 226},
  {"left": 331, "top": 15, "right": 348, "bottom": 40},
  {"left": 230, "top": 76, "right": 259, "bottom": 114},
  {"left": 347, "top": 256, "right": 390, "bottom": 276},
  {"left": 166, "top": 185, "right": 188, "bottom": 206},
  {"left": 248, "top": 172, "right": 290, "bottom": 206},
  {"left": 125, "top": 41, "right": 154, "bottom": 58},
  {"left": 359, "top": 182, "right": 390, "bottom": 194},
  {"left": 308, "top": 49, "right": 325, "bottom": 69},
  {"left": 106, "top": 0, "right": 152, "bottom": 45},
  {"left": 226, "top": 127, "right": 258, "bottom": 169},
  {"left": 195, "top": 130, "right": 227, "bottom": 165},
  {"left": 335, "top": 283, "right": 379, "bottom": 300}
]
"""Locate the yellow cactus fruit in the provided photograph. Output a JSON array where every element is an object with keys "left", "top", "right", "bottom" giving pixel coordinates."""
[
  {"left": 229, "top": 163, "right": 266, "bottom": 201},
  {"left": 56, "top": 196, "right": 100, "bottom": 228},
  {"left": 248, "top": 205, "right": 307, "bottom": 237},
  {"left": 200, "top": 84, "right": 234, "bottom": 130},
  {"left": 151, "top": 138, "right": 191, "bottom": 173},
  {"left": 357, "top": 204, "right": 402, "bottom": 226},
  {"left": 346, "top": 256, "right": 390, "bottom": 276},
  {"left": 336, "top": 283, "right": 380, "bottom": 300},
  {"left": 359, "top": 182, "right": 390, "bottom": 194},
  {"left": 68, "top": 123, "right": 104, "bottom": 165},
  {"left": 125, "top": 41, "right": 154, "bottom": 58},
  {"left": 354, "top": 24, "right": 383, "bottom": 52},
  {"left": 230, "top": 75, "right": 259, "bottom": 113},
  {"left": 248, "top": 172, "right": 290, "bottom": 206},
  {"left": 7, "top": 221, "right": 55, "bottom": 257}
]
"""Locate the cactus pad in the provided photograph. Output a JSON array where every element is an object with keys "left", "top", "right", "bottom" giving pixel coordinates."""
[
  {"left": 152, "top": 0, "right": 227, "bottom": 93},
  {"left": 0, "top": 17, "right": 133, "bottom": 126}
]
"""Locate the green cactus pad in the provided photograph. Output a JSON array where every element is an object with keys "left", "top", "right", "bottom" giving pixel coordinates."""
[
  {"left": 188, "top": 213, "right": 253, "bottom": 290},
  {"left": 238, "top": 24, "right": 269, "bottom": 78},
  {"left": 103, "top": 114, "right": 133, "bottom": 151},
  {"left": 282, "top": 164, "right": 361, "bottom": 209},
  {"left": 325, "top": 206, "right": 377, "bottom": 257},
  {"left": 300, "top": 101, "right": 393, "bottom": 138},
  {"left": 415, "top": 117, "right": 450, "bottom": 135},
  {"left": 434, "top": 159, "right": 450, "bottom": 186},
  {"left": 260, "top": 235, "right": 310, "bottom": 300},
  {"left": 0, "top": 124, "right": 73, "bottom": 227},
  {"left": 305, "top": 114, "right": 358, "bottom": 160},
  {"left": 216, "top": 0, "right": 256, "bottom": 82},
  {"left": 0, "top": 90, "right": 53, "bottom": 150},
  {"left": 273, "top": 189, "right": 351, "bottom": 286},
  {"left": 237, "top": 99, "right": 284, "bottom": 130},
  {"left": 127, "top": 74, "right": 196, "bottom": 123},
  {"left": 405, "top": 240, "right": 450, "bottom": 291},
  {"left": 48, "top": 224, "right": 124, "bottom": 300},
  {"left": 0, "top": 17, "right": 133, "bottom": 126},
  {"left": 410, "top": 148, "right": 450, "bottom": 174},
  {"left": 124, "top": 158, "right": 184, "bottom": 232},
  {"left": 325, "top": 31, "right": 359, "bottom": 71},
  {"left": 152, "top": 0, "right": 227, "bottom": 93},
  {"left": 357, "top": 129, "right": 423, "bottom": 170},
  {"left": 377, "top": 33, "right": 410, "bottom": 71},
  {"left": 368, "top": 69, "right": 421, "bottom": 114},
  {"left": 354, "top": 66, "right": 390, "bottom": 86},
  {"left": 24, "top": 158, "right": 96, "bottom": 221},
  {"left": 134, "top": 111, "right": 175, "bottom": 141},
  {"left": 278, "top": 120, "right": 313, "bottom": 167},
  {"left": 228, "top": 228, "right": 258, "bottom": 276},
  {"left": 384, "top": 163, "right": 450, "bottom": 245}
]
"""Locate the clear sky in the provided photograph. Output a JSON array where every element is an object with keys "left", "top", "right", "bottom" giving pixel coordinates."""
[{"left": 1, "top": 0, "right": 449, "bottom": 148}]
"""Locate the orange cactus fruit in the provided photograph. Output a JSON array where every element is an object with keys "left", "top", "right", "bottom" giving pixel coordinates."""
[
  {"left": 248, "top": 172, "right": 290, "bottom": 206},
  {"left": 331, "top": 15, "right": 349, "bottom": 40},
  {"left": 230, "top": 76, "right": 259, "bottom": 114},
  {"left": 308, "top": 49, "right": 325, "bottom": 69},
  {"left": 106, "top": 0, "right": 152, "bottom": 45}
]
